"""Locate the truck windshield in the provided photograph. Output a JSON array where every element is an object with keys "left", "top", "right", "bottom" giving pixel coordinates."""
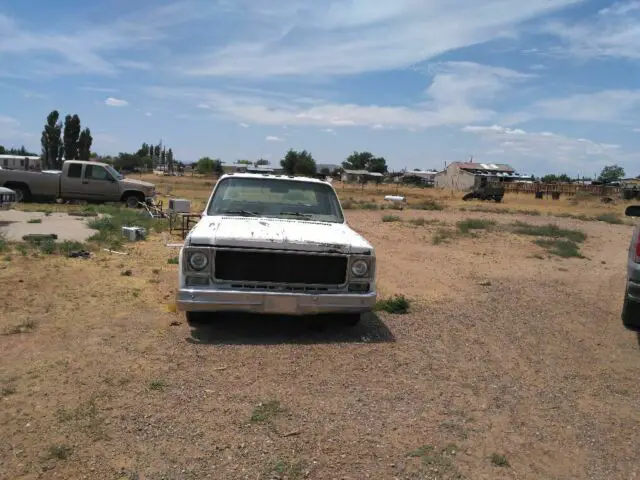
[
  {"left": 207, "top": 177, "right": 344, "bottom": 223},
  {"left": 105, "top": 165, "right": 124, "bottom": 180}
]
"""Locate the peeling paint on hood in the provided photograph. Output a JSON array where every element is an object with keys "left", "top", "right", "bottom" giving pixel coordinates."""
[{"left": 187, "top": 216, "right": 373, "bottom": 254}]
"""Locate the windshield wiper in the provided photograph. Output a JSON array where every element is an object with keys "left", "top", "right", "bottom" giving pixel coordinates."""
[
  {"left": 221, "top": 209, "right": 259, "bottom": 217},
  {"left": 279, "top": 211, "right": 313, "bottom": 218}
]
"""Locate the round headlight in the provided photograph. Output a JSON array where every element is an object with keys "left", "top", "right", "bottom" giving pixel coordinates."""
[
  {"left": 188, "top": 252, "right": 208, "bottom": 270},
  {"left": 351, "top": 259, "right": 369, "bottom": 277}
]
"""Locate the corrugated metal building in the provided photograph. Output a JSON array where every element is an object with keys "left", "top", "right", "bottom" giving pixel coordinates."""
[{"left": 434, "top": 162, "right": 515, "bottom": 190}]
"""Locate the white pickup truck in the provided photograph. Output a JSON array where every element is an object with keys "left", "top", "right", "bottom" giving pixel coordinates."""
[
  {"left": 176, "top": 173, "right": 377, "bottom": 326},
  {"left": 0, "top": 160, "right": 156, "bottom": 207}
]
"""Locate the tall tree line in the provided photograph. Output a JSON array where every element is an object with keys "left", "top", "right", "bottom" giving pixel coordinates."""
[{"left": 40, "top": 110, "right": 93, "bottom": 169}]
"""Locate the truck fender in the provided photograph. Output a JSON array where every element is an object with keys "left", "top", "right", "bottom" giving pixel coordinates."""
[{"left": 3, "top": 182, "right": 31, "bottom": 202}]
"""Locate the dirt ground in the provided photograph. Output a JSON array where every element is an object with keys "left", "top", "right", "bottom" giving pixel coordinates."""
[{"left": 1, "top": 181, "right": 640, "bottom": 480}]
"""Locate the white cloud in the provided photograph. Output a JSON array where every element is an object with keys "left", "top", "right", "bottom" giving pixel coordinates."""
[
  {"left": 238, "top": 122, "right": 250, "bottom": 128},
  {"left": 104, "top": 97, "right": 129, "bottom": 107},
  {"left": 146, "top": 62, "right": 530, "bottom": 129},
  {"left": 544, "top": 1, "right": 640, "bottom": 60},
  {"left": 462, "top": 124, "right": 627, "bottom": 169},
  {"left": 144, "top": 112, "right": 153, "bottom": 117},
  {"left": 510, "top": 90, "right": 640, "bottom": 124},
  {"left": 79, "top": 86, "right": 118, "bottom": 93},
  {"left": 322, "top": 128, "right": 336, "bottom": 135},
  {"left": 265, "top": 135, "right": 283, "bottom": 142},
  {"left": 196, "top": 103, "right": 211, "bottom": 109},
  {"left": 0, "top": 115, "right": 21, "bottom": 127},
  {"left": 180, "top": 0, "right": 581, "bottom": 78}
]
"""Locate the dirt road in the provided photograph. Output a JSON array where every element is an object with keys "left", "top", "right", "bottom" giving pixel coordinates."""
[{"left": 1, "top": 209, "right": 638, "bottom": 480}]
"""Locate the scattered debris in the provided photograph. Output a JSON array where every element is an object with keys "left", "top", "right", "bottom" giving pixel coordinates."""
[
  {"left": 67, "top": 250, "right": 91, "bottom": 259},
  {"left": 121, "top": 270, "right": 132, "bottom": 276},
  {"left": 103, "top": 248, "right": 128, "bottom": 255},
  {"left": 169, "top": 320, "right": 181, "bottom": 326},
  {"left": 478, "top": 280, "right": 492, "bottom": 286},
  {"left": 280, "top": 430, "right": 301, "bottom": 437},
  {"left": 22, "top": 233, "right": 57, "bottom": 242}
]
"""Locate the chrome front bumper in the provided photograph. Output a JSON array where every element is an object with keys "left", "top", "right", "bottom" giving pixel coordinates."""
[{"left": 177, "top": 288, "right": 377, "bottom": 315}]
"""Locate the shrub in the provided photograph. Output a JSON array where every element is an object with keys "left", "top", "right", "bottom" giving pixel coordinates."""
[
  {"left": 382, "top": 214, "right": 401, "bottom": 222},
  {"left": 375, "top": 295, "right": 410, "bottom": 314}
]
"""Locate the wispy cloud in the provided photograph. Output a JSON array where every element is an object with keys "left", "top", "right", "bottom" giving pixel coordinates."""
[
  {"left": 196, "top": 103, "right": 211, "bottom": 109},
  {"left": 238, "top": 122, "right": 250, "bottom": 128},
  {"left": 80, "top": 86, "right": 119, "bottom": 93},
  {"left": 543, "top": 1, "right": 640, "bottom": 60},
  {"left": 322, "top": 128, "right": 336, "bottom": 135},
  {"left": 179, "top": 0, "right": 581, "bottom": 78},
  {"left": 104, "top": 97, "right": 129, "bottom": 107},
  {"left": 265, "top": 135, "right": 283, "bottom": 142},
  {"left": 147, "top": 62, "right": 531, "bottom": 129}
]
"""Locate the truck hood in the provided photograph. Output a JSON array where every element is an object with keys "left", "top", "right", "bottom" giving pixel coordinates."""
[
  {"left": 121, "top": 178, "right": 155, "bottom": 190},
  {"left": 186, "top": 216, "right": 374, "bottom": 254}
]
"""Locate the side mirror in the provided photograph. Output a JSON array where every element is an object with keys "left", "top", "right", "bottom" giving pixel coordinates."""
[{"left": 625, "top": 206, "right": 640, "bottom": 217}]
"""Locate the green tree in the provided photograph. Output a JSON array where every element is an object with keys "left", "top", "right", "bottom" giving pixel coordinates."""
[
  {"left": 63, "top": 114, "right": 81, "bottom": 160},
  {"left": 342, "top": 151, "right": 388, "bottom": 174},
  {"left": 41, "top": 110, "right": 63, "bottom": 169},
  {"left": 196, "top": 156, "right": 223, "bottom": 175},
  {"left": 541, "top": 173, "right": 571, "bottom": 183},
  {"left": 598, "top": 164, "right": 625, "bottom": 183},
  {"left": 280, "top": 149, "right": 317, "bottom": 176},
  {"left": 77, "top": 128, "right": 93, "bottom": 160},
  {"left": 236, "top": 159, "right": 252, "bottom": 165},
  {"left": 255, "top": 158, "right": 270, "bottom": 166},
  {"left": 0, "top": 145, "right": 37, "bottom": 156}
]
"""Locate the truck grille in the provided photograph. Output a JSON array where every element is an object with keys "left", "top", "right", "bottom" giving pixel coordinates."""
[{"left": 214, "top": 250, "right": 348, "bottom": 285}]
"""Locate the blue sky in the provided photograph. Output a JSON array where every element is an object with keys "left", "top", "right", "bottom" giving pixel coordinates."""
[{"left": 1, "top": 0, "right": 640, "bottom": 176}]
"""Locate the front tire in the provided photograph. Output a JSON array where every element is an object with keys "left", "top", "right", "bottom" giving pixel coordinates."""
[
  {"left": 622, "top": 293, "right": 640, "bottom": 332},
  {"left": 124, "top": 194, "right": 142, "bottom": 208},
  {"left": 9, "top": 185, "right": 31, "bottom": 203}
]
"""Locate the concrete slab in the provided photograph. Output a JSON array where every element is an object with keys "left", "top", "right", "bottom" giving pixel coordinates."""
[{"left": 0, "top": 210, "right": 99, "bottom": 242}]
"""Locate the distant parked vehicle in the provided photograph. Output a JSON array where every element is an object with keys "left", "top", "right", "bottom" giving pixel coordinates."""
[
  {"left": 0, "top": 160, "right": 156, "bottom": 207},
  {"left": 622, "top": 205, "right": 640, "bottom": 332},
  {"left": 462, "top": 176, "right": 505, "bottom": 202}
]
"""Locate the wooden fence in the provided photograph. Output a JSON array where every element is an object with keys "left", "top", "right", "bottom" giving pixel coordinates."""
[{"left": 503, "top": 183, "right": 621, "bottom": 196}]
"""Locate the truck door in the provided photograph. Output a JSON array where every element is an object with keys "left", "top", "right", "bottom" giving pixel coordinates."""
[
  {"left": 82, "top": 164, "right": 120, "bottom": 201},
  {"left": 60, "top": 162, "right": 90, "bottom": 200}
]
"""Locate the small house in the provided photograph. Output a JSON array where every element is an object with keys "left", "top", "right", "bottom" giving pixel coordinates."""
[
  {"left": 434, "top": 162, "right": 516, "bottom": 190},
  {"left": 341, "top": 169, "right": 384, "bottom": 183}
]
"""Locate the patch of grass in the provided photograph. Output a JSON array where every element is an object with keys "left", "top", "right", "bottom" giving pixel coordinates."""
[
  {"left": 408, "top": 444, "right": 458, "bottom": 469},
  {"left": 411, "top": 199, "right": 444, "bottom": 211},
  {"left": 58, "top": 240, "right": 88, "bottom": 255},
  {"left": 86, "top": 205, "right": 166, "bottom": 248},
  {"left": 3, "top": 319, "right": 37, "bottom": 335},
  {"left": 266, "top": 459, "right": 306, "bottom": 480},
  {"left": 490, "top": 453, "right": 509, "bottom": 467},
  {"left": 341, "top": 199, "right": 355, "bottom": 209},
  {"left": 555, "top": 212, "right": 591, "bottom": 221},
  {"left": 456, "top": 218, "right": 496, "bottom": 234},
  {"left": 408, "top": 445, "right": 434, "bottom": 458},
  {"left": 512, "top": 222, "right": 586, "bottom": 243},
  {"left": 595, "top": 213, "right": 624, "bottom": 225},
  {"left": 27, "top": 218, "right": 43, "bottom": 224},
  {"left": 167, "top": 257, "right": 179, "bottom": 265},
  {"left": 382, "top": 214, "right": 401, "bottom": 222},
  {"left": 432, "top": 228, "right": 456, "bottom": 245},
  {"left": 251, "top": 400, "right": 284, "bottom": 423},
  {"left": 39, "top": 239, "right": 56, "bottom": 254},
  {"left": 375, "top": 294, "right": 410, "bottom": 314},
  {"left": 48, "top": 444, "right": 73, "bottom": 460},
  {"left": 360, "top": 202, "right": 379, "bottom": 210},
  {"left": 149, "top": 379, "right": 166, "bottom": 391},
  {"left": 2, "top": 254, "right": 11, "bottom": 261},
  {"left": 534, "top": 239, "right": 584, "bottom": 258},
  {"left": 1, "top": 385, "right": 17, "bottom": 397},
  {"left": 0, "top": 233, "right": 7, "bottom": 252},
  {"left": 408, "top": 218, "right": 427, "bottom": 226},
  {"left": 15, "top": 244, "right": 28, "bottom": 256}
]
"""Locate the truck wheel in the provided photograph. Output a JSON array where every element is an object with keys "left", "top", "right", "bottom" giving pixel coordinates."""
[
  {"left": 123, "top": 194, "right": 142, "bottom": 208},
  {"left": 9, "top": 185, "right": 31, "bottom": 203},
  {"left": 494, "top": 195, "right": 503, "bottom": 203},
  {"left": 462, "top": 193, "right": 475, "bottom": 201}
]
